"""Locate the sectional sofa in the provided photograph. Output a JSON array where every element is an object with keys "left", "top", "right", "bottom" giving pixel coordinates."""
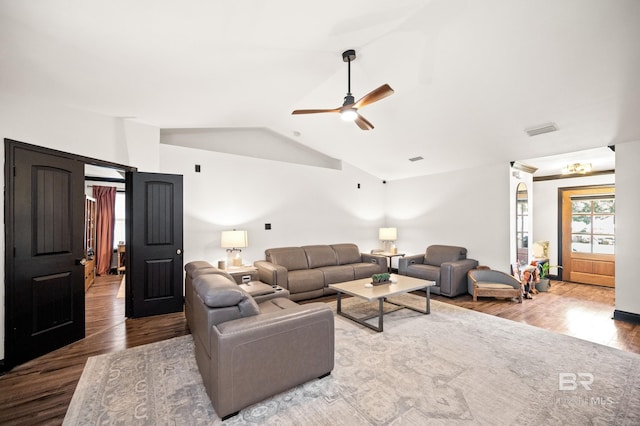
[
  {"left": 254, "top": 243, "right": 387, "bottom": 301},
  {"left": 184, "top": 262, "right": 334, "bottom": 419}
]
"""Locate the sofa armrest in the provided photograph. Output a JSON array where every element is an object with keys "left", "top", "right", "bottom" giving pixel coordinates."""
[
  {"left": 398, "top": 254, "right": 425, "bottom": 275},
  {"left": 362, "top": 253, "right": 387, "bottom": 270},
  {"left": 254, "top": 260, "right": 288, "bottom": 288},
  {"left": 440, "top": 259, "right": 479, "bottom": 297},
  {"left": 210, "top": 303, "right": 334, "bottom": 418}
]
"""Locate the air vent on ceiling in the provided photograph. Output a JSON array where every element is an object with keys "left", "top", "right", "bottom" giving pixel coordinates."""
[
  {"left": 525, "top": 122, "right": 558, "bottom": 137},
  {"left": 409, "top": 156, "right": 424, "bottom": 162}
]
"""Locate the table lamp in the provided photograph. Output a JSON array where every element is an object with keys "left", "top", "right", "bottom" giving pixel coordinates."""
[
  {"left": 378, "top": 227, "right": 397, "bottom": 253},
  {"left": 221, "top": 230, "right": 248, "bottom": 267}
]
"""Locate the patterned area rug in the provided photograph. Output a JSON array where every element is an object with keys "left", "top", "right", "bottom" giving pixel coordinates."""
[{"left": 64, "top": 295, "right": 640, "bottom": 425}]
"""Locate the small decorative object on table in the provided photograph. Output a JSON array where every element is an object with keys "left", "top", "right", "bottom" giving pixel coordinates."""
[{"left": 371, "top": 273, "right": 391, "bottom": 285}]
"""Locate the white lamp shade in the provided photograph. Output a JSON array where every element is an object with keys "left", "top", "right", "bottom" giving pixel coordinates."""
[
  {"left": 220, "top": 230, "right": 248, "bottom": 249},
  {"left": 378, "top": 227, "right": 397, "bottom": 241}
]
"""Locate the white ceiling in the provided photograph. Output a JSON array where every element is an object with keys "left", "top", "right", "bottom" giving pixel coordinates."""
[{"left": 1, "top": 0, "right": 638, "bottom": 180}]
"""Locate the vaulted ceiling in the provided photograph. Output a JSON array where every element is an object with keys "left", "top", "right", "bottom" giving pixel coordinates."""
[{"left": 1, "top": 0, "right": 638, "bottom": 180}]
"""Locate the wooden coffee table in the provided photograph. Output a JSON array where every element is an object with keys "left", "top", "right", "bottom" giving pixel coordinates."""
[{"left": 329, "top": 274, "right": 435, "bottom": 332}]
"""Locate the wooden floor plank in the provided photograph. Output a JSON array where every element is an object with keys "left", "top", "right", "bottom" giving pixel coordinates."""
[
  {"left": 0, "top": 277, "right": 638, "bottom": 425},
  {"left": 0, "top": 275, "right": 189, "bottom": 425}
]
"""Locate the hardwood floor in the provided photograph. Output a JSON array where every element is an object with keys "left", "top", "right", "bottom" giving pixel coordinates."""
[
  {"left": 0, "top": 275, "right": 189, "bottom": 425},
  {"left": 0, "top": 276, "right": 639, "bottom": 425},
  {"left": 430, "top": 280, "right": 640, "bottom": 354}
]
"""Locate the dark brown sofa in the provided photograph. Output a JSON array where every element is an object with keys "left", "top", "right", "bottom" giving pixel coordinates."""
[
  {"left": 186, "top": 265, "right": 334, "bottom": 420},
  {"left": 254, "top": 243, "right": 387, "bottom": 301}
]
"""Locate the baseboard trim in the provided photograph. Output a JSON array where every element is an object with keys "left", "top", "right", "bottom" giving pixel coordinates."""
[{"left": 613, "top": 310, "right": 640, "bottom": 325}]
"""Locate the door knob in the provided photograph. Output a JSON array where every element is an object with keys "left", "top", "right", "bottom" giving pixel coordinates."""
[
  {"left": 76, "top": 258, "right": 87, "bottom": 266},
  {"left": 176, "top": 249, "right": 182, "bottom": 255}
]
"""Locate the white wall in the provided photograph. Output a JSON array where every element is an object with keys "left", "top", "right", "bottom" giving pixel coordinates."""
[
  {"left": 0, "top": 95, "right": 160, "bottom": 361},
  {"left": 161, "top": 127, "right": 341, "bottom": 170},
  {"left": 3, "top": 96, "right": 639, "bottom": 365},
  {"left": 158, "top": 144, "right": 386, "bottom": 266},
  {"left": 615, "top": 141, "right": 640, "bottom": 316},
  {"left": 532, "top": 173, "right": 615, "bottom": 272},
  {"left": 384, "top": 162, "right": 512, "bottom": 272}
]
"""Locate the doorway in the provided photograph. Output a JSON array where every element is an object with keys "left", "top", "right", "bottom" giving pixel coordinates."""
[
  {"left": 4, "top": 140, "right": 136, "bottom": 367},
  {"left": 5, "top": 139, "right": 185, "bottom": 369},
  {"left": 84, "top": 165, "right": 127, "bottom": 293}
]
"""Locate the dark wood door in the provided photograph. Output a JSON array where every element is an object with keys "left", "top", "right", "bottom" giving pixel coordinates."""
[
  {"left": 5, "top": 142, "right": 85, "bottom": 367},
  {"left": 126, "top": 172, "right": 184, "bottom": 318}
]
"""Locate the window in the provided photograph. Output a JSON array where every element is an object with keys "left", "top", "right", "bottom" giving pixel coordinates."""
[
  {"left": 113, "top": 191, "right": 126, "bottom": 249},
  {"left": 571, "top": 196, "right": 615, "bottom": 254},
  {"left": 516, "top": 183, "right": 528, "bottom": 262}
]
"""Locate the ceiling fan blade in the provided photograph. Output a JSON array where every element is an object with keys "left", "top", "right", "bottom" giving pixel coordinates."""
[
  {"left": 354, "top": 113, "right": 374, "bottom": 130},
  {"left": 291, "top": 108, "right": 340, "bottom": 115},
  {"left": 353, "top": 84, "right": 395, "bottom": 109}
]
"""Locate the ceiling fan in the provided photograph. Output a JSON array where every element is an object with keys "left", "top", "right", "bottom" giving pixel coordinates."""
[{"left": 292, "top": 49, "right": 394, "bottom": 130}]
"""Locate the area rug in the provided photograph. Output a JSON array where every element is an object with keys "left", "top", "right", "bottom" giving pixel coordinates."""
[{"left": 64, "top": 296, "right": 640, "bottom": 425}]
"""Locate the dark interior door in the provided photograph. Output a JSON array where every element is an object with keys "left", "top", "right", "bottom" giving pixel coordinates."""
[
  {"left": 5, "top": 141, "right": 85, "bottom": 367},
  {"left": 126, "top": 172, "right": 184, "bottom": 318}
]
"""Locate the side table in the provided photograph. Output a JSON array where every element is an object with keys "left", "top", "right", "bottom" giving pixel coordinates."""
[{"left": 375, "top": 252, "right": 405, "bottom": 273}]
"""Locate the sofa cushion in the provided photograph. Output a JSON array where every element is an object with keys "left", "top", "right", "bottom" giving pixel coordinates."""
[
  {"left": 405, "top": 264, "right": 441, "bottom": 283},
  {"left": 238, "top": 296, "right": 260, "bottom": 316},
  {"left": 258, "top": 297, "right": 299, "bottom": 314},
  {"left": 425, "top": 245, "right": 467, "bottom": 267},
  {"left": 193, "top": 274, "right": 246, "bottom": 308},
  {"left": 266, "top": 247, "right": 309, "bottom": 271},
  {"left": 476, "top": 282, "right": 517, "bottom": 290},
  {"left": 331, "top": 243, "right": 362, "bottom": 265},
  {"left": 185, "top": 260, "right": 214, "bottom": 275},
  {"left": 190, "top": 267, "right": 235, "bottom": 282},
  {"left": 352, "top": 263, "right": 384, "bottom": 279},
  {"left": 303, "top": 245, "right": 338, "bottom": 269},
  {"left": 287, "top": 269, "right": 325, "bottom": 294},
  {"left": 318, "top": 265, "right": 354, "bottom": 284}
]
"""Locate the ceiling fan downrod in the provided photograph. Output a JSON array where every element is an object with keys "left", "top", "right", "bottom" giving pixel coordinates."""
[{"left": 342, "top": 49, "right": 356, "bottom": 106}]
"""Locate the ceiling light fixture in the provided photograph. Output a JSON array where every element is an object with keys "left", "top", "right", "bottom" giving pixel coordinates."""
[
  {"left": 408, "top": 156, "right": 424, "bottom": 162},
  {"left": 562, "top": 163, "right": 592, "bottom": 175},
  {"left": 340, "top": 108, "right": 358, "bottom": 122},
  {"left": 292, "top": 49, "right": 394, "bottom": 130},
  {"left": 510, "top": 161, "right": 538, "bottom": 174}
]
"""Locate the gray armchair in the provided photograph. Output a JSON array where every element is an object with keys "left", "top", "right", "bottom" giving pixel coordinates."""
[
  {"left": 467, "top": 268, "right": 523, "bottom": 303},
  {"left": 398, "top": 245, "right": 478, "bottom": 297}
]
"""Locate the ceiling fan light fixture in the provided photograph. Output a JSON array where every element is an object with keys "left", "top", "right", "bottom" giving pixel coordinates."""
[
  {"left": 340, "top": 108, "right": 358, "bottom": 121},
  {"left": 291, "top": 49, "right": 394, "bottom": 130},
  {"left": 562, "top": 163, "right": 592, "bottom": 175}
]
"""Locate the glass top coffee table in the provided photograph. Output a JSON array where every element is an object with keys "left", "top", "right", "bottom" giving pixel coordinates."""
[{"left": 329, "top": 274, "right": 435, "bottom": 332}]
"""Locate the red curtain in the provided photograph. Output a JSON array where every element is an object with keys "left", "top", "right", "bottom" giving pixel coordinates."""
[{"left": 93, "top": 186, "right": 117, "bottom": 275}]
